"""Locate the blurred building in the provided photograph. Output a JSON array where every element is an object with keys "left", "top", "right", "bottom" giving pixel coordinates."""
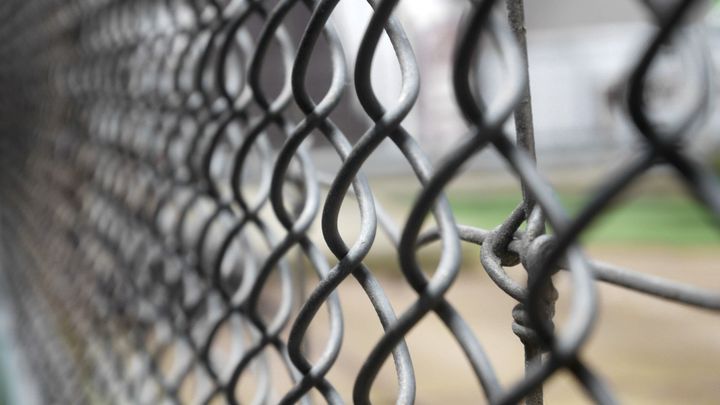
[{"left": 324, "top": 0, "right": 720, "bottom": 174}]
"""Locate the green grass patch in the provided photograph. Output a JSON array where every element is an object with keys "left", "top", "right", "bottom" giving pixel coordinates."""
[{"left": 445, "top": 192, "right": 720, "bottom": 245}]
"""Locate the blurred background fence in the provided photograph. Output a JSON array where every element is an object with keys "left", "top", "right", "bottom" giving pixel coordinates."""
[{"left": 0, "top": 0, "right": 719, "bottom": 404}]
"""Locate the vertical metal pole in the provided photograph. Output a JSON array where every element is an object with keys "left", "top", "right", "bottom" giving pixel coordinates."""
[
  {"left": 506, "top": 0, "right": 536, "bottom": 216},
  {"left": 523, "top": 344, "right": 543, "bottom": 405},
  {"left": 506, "top": 1, "right": 543, "bottom": 405}
]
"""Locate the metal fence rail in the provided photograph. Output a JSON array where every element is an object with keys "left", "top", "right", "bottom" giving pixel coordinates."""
[{"left": 0, "top": 0, "right": 718, "bottom": 404}]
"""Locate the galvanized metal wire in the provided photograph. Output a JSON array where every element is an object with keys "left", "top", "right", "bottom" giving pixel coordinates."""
[{"left": 0, "top": 0, "right": 718, "bottom": 404}]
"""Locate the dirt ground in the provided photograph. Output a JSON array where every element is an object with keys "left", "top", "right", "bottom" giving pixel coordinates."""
[{"left": 292, "top": 245, "right": 720, "bottom": 404}]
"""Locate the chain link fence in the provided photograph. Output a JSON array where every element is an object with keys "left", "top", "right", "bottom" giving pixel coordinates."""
[{"left": 0, "top": 0, "right": 719, "bottom": 404}]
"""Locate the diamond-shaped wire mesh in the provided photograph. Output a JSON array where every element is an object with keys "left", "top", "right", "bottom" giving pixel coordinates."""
[{"left": 0, "top": 0, "right": 718, "bottom": 404}]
